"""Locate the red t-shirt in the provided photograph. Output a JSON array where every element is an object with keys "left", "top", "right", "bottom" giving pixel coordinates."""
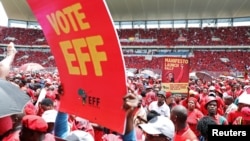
[
  {"left": 200, "top": 95, "right": 224, "bottom": 116},
  {"left": 174, "top": 126, "right": 199, "bottom": 141},
  {"left": 2, "top": 130, "right": 20, "bottom": 141},
  {"left": 227, "top": 110, "right": 242, "bottom": 124},
  {"left": 187, "top": 109, "right": 204, "bottom": 136}
]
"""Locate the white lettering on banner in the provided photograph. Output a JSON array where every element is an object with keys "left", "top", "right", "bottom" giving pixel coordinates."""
[{"left": 212, "top": 129, "right": 247, "bottom": 136}]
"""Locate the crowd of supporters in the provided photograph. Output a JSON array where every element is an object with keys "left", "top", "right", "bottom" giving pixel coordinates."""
[
  {"left": 1, "top": 54, "right": 250, "bottom": 140},
  {"left": 0, "top": 49, "right": 249, "bottom": 72},
  {"left": 0, "top": 25, "right": 250, "bottom": 141},
  {"left": 0, "top": 26, "right": 250, "bottom": 73},
  {"left": 1, "top": 26, "right": 250, "bottom": 46}
]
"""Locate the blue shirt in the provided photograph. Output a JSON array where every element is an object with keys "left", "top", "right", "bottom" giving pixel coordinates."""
[{"left": 122, "top": 129, "right": 137, "bottom": 141}]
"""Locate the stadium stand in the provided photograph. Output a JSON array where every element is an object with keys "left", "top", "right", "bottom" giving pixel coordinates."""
[
  {"left": 0, "top": 26, "right": 250, "bottom": 73},
  {"left": 1, "top": 26, "right": 250, "bottom": 46}
]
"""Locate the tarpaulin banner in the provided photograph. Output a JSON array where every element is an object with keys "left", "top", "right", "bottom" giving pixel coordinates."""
[
  {"left": 27, "top": 0, "right": 127, "bottom": 134},
  {"left": 162, "top": 57, "right": 189, "bottom": 94}
]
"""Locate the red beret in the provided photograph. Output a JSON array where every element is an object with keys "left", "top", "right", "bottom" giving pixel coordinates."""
[
  {"left": 166, "top": 92, "right": 172, "bottom": 98},
  {"left": 22, "top": 115, "right": 48, "bottom": 132}
]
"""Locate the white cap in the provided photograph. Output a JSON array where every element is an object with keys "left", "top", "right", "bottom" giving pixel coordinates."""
[
  {"left": 222, "top": 92, "right": 228, "bottom": 98},
  {"left": 66, "top": 130, "right": 94, "bottom": 141},
  {"left": 41, "top": 109, "right": 58, "bottom": 123},
  {"left": 208, "top": 92, "right": 216, "bottom": 97},
  {"left": 243, "top": 85, "right": 250, "bottom": 90},
  {"left": 238, "top": 89, "right": 250, "bottom": 105},
  {"left": 139, "top": 116, "right": 175, "bottom": 140},
  {"left": 208, "top": 86, "right": 215, "bottom": 91}
]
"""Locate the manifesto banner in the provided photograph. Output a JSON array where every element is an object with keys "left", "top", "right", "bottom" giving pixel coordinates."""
[
  {"left": 161, "top": 57, "right": 189, "bottom": 94},
  {"left": 27, "top": 0, "right": 127, "bottom": 134}
]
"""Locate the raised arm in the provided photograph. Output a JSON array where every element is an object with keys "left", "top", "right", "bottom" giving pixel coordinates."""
[{"left": 0, "top": 42, "right": 17, "bottom": 79}]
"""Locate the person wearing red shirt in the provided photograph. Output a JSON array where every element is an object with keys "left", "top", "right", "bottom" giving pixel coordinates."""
[
  {"left": 233, "top": 106, "right": 250, "bottom": 125},
  {"left": 225, "top": 85, "right": 233, "bottom": 97},
  {"left": 174, "top": 94, "right": 182, "bottom": 105},
  {"left": 186, "top": 97, "right": 204, "bottom": 137},
  {"left": 180, "top": 90, "right": 201, "bottom": 109},
  {"left": 170, "top": 105, "right": 199, "bottom": 141},
  {"left": 200, "top": 92, "right": 225, "bottom": 116},
  {"left": 165, "top": 91, "right": 176, "bottom": 110},
  {"left": 234, "top": 83, "right": 244, "bottom": 97},
  {"left": 199, "top": 87, "right": 209, "bottom": 103},
  {"left": 144, "top": 86, "right": 157, "bottom": 108},
  {"left": 228, "top": 91, "right": 250, "bottom": 124},
  {"left": 205, "top": 96, "right": 228, "bottom": 125},
  {"left": 227, "top": 107, "right": 243, "bottom": 125}
]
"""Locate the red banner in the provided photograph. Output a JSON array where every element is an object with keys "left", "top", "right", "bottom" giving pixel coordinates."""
[
  {"left": 27, "top": 0, "right": 127, "bottom": 134},
  {"left": 162, "top": 57, "right": 189, "bottom": 93}
]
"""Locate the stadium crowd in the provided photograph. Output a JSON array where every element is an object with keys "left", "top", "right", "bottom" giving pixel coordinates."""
[
  {"left": 0, "top": 48, "right": 249, "bottom": 73},
  {"left": 1, "top": 26, "right": 250, "bottom": 46},
  {"left": 0, "top": 26, "right": 250, "bottom": 73},
  {"left": 0, "top": 43, "right": 250, "bottom": 141}
]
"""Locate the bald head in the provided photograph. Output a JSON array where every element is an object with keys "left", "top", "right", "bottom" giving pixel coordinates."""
[
  {"left": 223, "top": 95, "right": 234, "bottom": 105},
  {"left": 171, "top": 105, "right": 188, "bottom": 123}
]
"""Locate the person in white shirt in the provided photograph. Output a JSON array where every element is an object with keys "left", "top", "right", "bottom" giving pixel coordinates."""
[{"left": 148, "top": 90, "right": 171, "bottom": 117}]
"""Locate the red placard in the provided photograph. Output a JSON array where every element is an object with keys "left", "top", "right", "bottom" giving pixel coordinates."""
[
  {"left": 27, "top": 0, "right": 127, "bottom": 134},
  {"left": 161, "top": 57, "right": 189, "bottom": 94}
]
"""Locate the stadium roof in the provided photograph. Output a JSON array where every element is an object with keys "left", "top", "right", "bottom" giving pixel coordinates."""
[{"left": 1, "top": 0, "right": 250, "bottom": 22}]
